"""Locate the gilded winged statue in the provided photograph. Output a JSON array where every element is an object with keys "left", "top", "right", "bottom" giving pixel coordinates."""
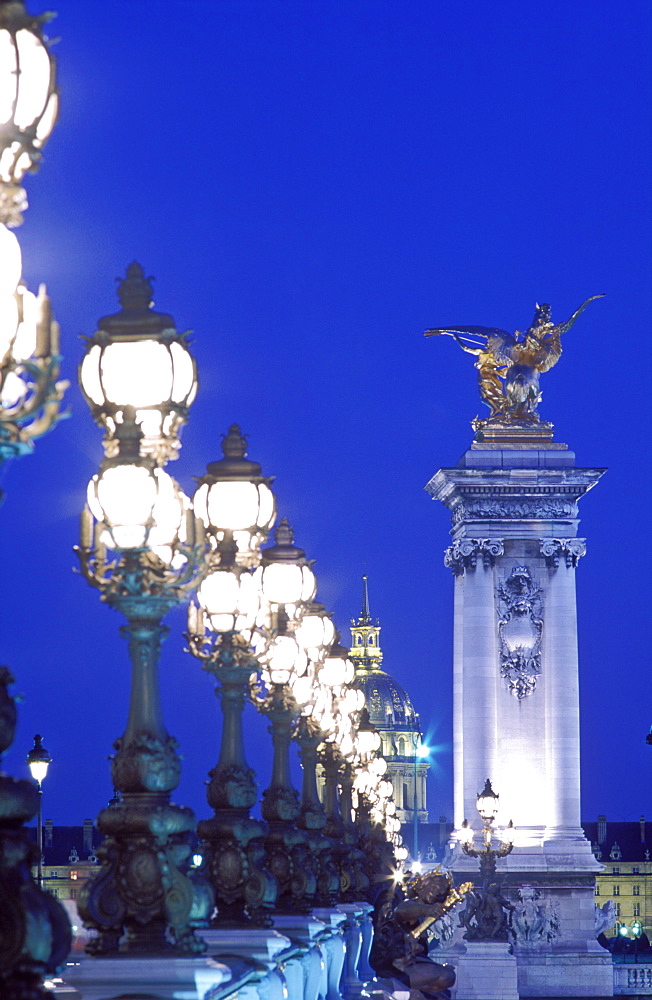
[{"left": 425, "top": 296, "right": 603, "bottom": 424}]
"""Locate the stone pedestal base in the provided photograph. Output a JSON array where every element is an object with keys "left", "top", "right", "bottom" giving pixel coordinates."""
[
  {"left": 62, "top": 954, "right": 232, "bottom": 999},
  {"left": 450, "top": 941, "right": 519, "bottom": 1000},
  {"left": 516, "top": 948, "right": 614, "bottom": 997}
]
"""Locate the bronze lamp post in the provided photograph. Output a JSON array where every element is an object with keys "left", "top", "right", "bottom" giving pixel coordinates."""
[{"left": 76, "top": 268, "right": 211, "bottom": 955}]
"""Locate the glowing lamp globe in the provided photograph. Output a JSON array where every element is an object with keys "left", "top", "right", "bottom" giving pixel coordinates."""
[
  {"left": 319, "top": 638, "right": 355, "bottom": 689},
  {"left": 197, "top": 562, "right": 264, "bottom": 636},
  {"left": 260, "top": 518, "right": 316, "bottom": 618},
  {"left": 86, "top": 412, "right": 188, "bottom": 553},
  {"left": 80, "top": 263, "right": 197, "bottom": 462},
  {"left": 459, "top": 820, "right": 474, "bottom": 845},
  {"left": 263, "top": 633, "right": 308, "bottom": 687},
  {"left": 476, "top": 778, "right": 500, "bottom": 824},
  {"left": 193, "top": 424, "right": 276, "bottom": 560},
  {"left": 295, "top": 601, "right": 335, "bottom": 662},
  {"left": 26, "top": 733, "right": 51, "bottom": 785},
  {"left": 0, "top": 1, "right": 58, "bottom": 200},
  {"left": 356, "top": 707, "right": 381, "bottom": 758}
]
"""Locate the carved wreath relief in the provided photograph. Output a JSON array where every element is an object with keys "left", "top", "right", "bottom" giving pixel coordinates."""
[{"left": 497, "top": 566, "right": 543, "bottom": 700}]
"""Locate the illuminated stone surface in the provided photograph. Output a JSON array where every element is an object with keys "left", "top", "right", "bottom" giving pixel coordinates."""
[{"left": 426, "top": 439, "right": 613, "bottom": 997}]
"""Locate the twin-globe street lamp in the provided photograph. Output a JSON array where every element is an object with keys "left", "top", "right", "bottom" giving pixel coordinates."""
[
  {"left": 0, "top": 5, "right": 72, "bottom": 994},
  {"left": 77, "top": 267, "right": 406, "bottom": 948},
  {"left": 0, "top": 0, "right": 64, "bottom": 477}
]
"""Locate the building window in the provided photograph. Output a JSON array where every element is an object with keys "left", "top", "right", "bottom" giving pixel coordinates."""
[
  {"left": 634, "top": 885, "right": 641, "bottom": 896},
  {"left": 595, "top": 884, "right": 600, "bottom": 896},
  {"left": 612, "top": 867, "right": 620, "bottom": 874},
  {"left": 615, "top": 904, "right": 621, "bottom": 918},
  {"left": 613, "top": 885, "right": 620, "bottom": 896},
  {"left": 50, "top": 889, "right": 58, "bottom": 898},
  {"left": 70, "top": 870, "right": 78, "bottom": 881},
  {"left": 633, "top": 867, "right": 640, "bottom": 874},
  {"left": 403, "top": 783, "right": 409, "bottom": 809},
  {"left": 634, "top": 902, "right": 641, "bottom": 917},
  {"left": 70, "top": 888, "right": 77, "bottom": 900}
]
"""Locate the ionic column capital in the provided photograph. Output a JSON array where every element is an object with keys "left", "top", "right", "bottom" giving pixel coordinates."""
[
  {"left": 444, "top": 537, "right": 504, "bottom": 575},
  {"left": 540, "top": 538, "right": 587, "bottom": 569}
]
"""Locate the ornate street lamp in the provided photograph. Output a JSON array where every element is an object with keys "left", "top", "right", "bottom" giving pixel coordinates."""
[
  {"left": 0, "top": 0, "right": 58, "bottom": 228},
  {"left": 186, "top": 429, "right": 278, "bottom": 926},
  {"left": 459, "top": 778, "right": 514, "bottom": 888},
  {"left": 26, "top": 732, "right": 51, "bottom": 889},
  {"left": 76, "top": 271, "right": 210, "bottom": 955},
  {"left": 79, "top": 262, "right": 197, "bottom": 465}
]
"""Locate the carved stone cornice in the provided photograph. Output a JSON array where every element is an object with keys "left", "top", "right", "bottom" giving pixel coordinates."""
[
  {"left": 540, "top": 538, "right": 587, "bottom": 568},
  {"left": 452, "top": 498, "right": 575, "bottom": 524},
  {"left": 444, "top": 538, "right": 504, "bottom": 576},
  {"left": 426, "top": 467, "right": 605, "bottom": 530}
]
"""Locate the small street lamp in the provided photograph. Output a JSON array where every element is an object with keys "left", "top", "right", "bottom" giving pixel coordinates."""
[
  {"left": 26, "top": 732, "right": 51, "bottom": 888},
  {"left": 459, "top": 778, "right": 514, "bottom": 887},
  {"left": 412, "top": 737, "right": 430, "bottom": 871}
]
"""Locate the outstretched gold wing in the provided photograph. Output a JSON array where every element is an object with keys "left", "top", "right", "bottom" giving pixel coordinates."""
[{"left": 556, "top": 294, "right": 605, "bottom": 337}]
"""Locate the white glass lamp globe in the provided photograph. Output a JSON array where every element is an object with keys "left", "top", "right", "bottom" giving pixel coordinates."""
[
  {"left": 295, "top": 602, "right": 335, "bottom": 662},
  {"left": 476, "top": 778, "right": 500, "bottom": 824},
  {"left": 318, "top": 639, "right": 354, "bottom": 690},
  {"left": 79, "top": 263, "right": 197, "bottom": 462},
  {"left": 87, "top": 461, "right": 186, "bottom": 553},
  {"left": 198, "top": 564, "right": 263, "bottom": 635},
  {"left": 193, "top": 424, "right": 276, "bottom": 560},
  {"left": 0, "top": 5, "right": 58, "bottom": 187},
  {"left": 263, "top": 633, "right": 308, "bottom": 687},
  {"left": 260, "top": 518, "right": 316, "bottom": 618}
]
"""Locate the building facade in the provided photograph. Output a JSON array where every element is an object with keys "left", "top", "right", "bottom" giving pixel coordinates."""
[
  {"left": 28, "top": 818, "right": 101, "bottom": 902},
  {"left": 584, "top": 815, "right": 652, "bottom": 942}
]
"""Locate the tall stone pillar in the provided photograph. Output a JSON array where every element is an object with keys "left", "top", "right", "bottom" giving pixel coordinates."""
[{"left": 426, "top": 439, "right": 613, "bottom": 997}]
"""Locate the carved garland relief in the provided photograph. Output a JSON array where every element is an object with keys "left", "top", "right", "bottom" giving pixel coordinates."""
[{"left": 497, "top": 565, "right": 543, "bottom": 700}]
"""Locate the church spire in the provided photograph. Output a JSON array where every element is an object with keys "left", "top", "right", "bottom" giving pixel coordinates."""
[
  {"left": 350, "top": 574, "right": 382, "bottom": 670},
  {"left": 361, "top": 574, "right": 371, "bottom": 624}
]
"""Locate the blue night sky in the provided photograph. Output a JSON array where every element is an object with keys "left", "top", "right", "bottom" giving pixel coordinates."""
[{"left": 3, "top": 1, "right": 650, "bottom": 829}]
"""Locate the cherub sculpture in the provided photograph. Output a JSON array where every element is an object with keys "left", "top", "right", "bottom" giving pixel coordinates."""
[
  {"left": 425, "top": 296, "right": 603, "bottom": 426},
  {"left": 370, "top": 869, "right": 472, "bottom": 999}
]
